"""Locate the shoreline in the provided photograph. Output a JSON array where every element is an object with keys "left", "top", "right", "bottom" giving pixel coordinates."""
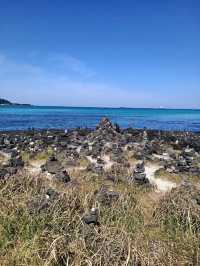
[
  {"left": 0, "top": 126, "right": 200, "bottom": 135},
  {"left": 1, "top": 117, "right": 200, "bottom": 265}
]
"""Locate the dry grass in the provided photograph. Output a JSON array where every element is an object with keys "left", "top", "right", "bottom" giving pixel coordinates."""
[
  {"left": 154, "top": 168, "right": 182, "bottom": 184},
  {"left": 0, "top": 171, "right": 200, "bottom": 265},
  {"left": 0, "top": 155, "right": 4, "bottom": 166},
  {"left": 154, "top": 184, "right": 200, "bottom": 233},
  {"left": 0, "top": 152, "right": 10, "bottom": 166},
  {"left": 21, "top": 148, "right": 54, "bottom": 163},
  {"left": 78, "top": 157, "right": 90, "bottom": 168},
  {"left": 124, "top": 150, "right": 139, "bottom": 166}
]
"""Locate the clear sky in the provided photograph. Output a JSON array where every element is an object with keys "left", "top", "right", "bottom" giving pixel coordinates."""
[{"left": 0, "top": 0, "right": 200, "bottom": 108}]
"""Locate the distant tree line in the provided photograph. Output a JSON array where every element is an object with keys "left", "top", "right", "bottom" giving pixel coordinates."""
[{"left": 0, "top": 98, "right": 12, "bottom": 105}]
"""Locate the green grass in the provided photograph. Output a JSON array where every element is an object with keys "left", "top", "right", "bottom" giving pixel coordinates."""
[
  {"left": 154, "top": 168, "right": 182, "bottom": 184},
  {"left": 0, "top": 170, "right": 199, "bottom": 265},
  {"left": 21, "top": 147, "right": 54, "bottom": 162}
]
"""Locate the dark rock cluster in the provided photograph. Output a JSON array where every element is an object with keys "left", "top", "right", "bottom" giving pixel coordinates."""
[
  {"left": 0, "top": 150, "right": 24, "bottom": 180},
  {"left": 0, "top": 117, "right": 200, "bottom": 183},
  {"left": 82, "top": 208, "right": 99, "bottom": 226},
  {"left": 41, "top": 155, "right": 71, "bottom": 183},
  {"left": 128, "top": 161, "right": 149, "bottom": 185},
  {"left": 95, "top": 185, "right": 120, "bottom": 206}
]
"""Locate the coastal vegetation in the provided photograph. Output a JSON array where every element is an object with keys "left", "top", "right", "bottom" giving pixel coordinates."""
[
  {"left": 0, "top": 171, "right": 199, "bottom": 265},
  {"left": 0, "top": 98, "right": 31, "bottom": 106},
  {"left": 0, "top": 98, "right": 11, "bottom": 105},
  {"left": 0, "top": 118, "right": 200, "bottom": 265}
]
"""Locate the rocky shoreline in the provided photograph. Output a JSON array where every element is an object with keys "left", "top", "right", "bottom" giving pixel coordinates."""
[
  {"left": 1, "top": 117, "right": 200, "bottom": 265},
  {"left": 1, "top": 117, "right": 200, "bottom": 187}
]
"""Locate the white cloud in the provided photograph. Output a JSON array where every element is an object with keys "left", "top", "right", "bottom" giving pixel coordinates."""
[
  {"left": 1, "top": 52, "right": 197, "bottom": 108},
  {"left": 49, "top": 54, "right": 96, "bottom": 78},
  {"left": 0, "top": 52, "right": 147, "bottom": 107}
]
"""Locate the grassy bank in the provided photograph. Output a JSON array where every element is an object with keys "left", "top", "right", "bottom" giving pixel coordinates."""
[{"left": 0, "top": 170, "right": 199, "bottom": 266}]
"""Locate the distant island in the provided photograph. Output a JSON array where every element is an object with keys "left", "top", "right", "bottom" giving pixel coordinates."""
[{"left": 0, "top": 98, "right": 31, "bottom": 106}]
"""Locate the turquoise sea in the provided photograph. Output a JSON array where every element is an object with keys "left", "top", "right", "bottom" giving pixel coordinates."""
[{"left": 0, "top": 106, "right": 200, "bottom": 132}]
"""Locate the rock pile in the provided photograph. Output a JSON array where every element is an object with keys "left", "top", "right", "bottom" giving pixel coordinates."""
[
  {"left": 96, "top": 185, "right": 120, "bottom": 206},
  {"left": 128, "top": 161, "right": 149, "bottom": 185},
  {"left": 0, "top": 117, "right": 200, "bottom": 184},
  {"left": 82, "top": 208, "right": 99, "bottom": 226},
  {"left": 0, "top": 151, "right": 24, "bottom": 180},
  {"left": 41, "top": 155, "right": 71, "bottom": 183}
]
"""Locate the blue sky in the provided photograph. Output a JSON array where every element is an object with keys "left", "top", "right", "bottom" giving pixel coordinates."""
[{"left": 0, "top": 0, "right": 200, "bottom": 108}]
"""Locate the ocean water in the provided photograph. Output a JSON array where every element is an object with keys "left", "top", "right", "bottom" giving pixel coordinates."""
[{"left": 0, "top": 106, "right": 200, "bottom": 132}]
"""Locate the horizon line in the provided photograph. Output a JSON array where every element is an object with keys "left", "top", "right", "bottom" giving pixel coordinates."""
[{"left": 1, "top": 103, "right": 200, "bottom": 111}]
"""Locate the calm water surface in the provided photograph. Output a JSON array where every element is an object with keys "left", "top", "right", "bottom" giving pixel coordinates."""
[{"left": 0, "top": 106, "right": 200, "bottom": 132}]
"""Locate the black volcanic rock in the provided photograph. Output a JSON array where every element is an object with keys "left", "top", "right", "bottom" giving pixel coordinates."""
[
  {"left": 54, "top": 170, "right": 71, "bottom": 183},
  {"left": 96, "top": 186, "right": 120, "bottom": 206},
  {"left": 0, "top": 167, "right": 8, "bottom": 179},
  {"left": 42, "top": 157, "right": 63, "bottom": 174},
  {"left": 9, "top": 155, "right": 24, "bottom": 168},
  {"left": 96, "top": 117, "right": 113, "bottom": 130},
  {"left": 82, "top": 208, "right": 99, "bottom": 226},
  {"left": 128, "top": 161, "right": 149, "bottom": 185}
]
